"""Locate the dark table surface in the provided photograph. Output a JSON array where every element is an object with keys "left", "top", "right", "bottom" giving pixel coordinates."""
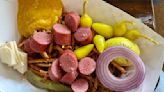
[
  {"left": 154, "top": 1, "right": 164, "bottom": 37},
  {"left": 104, "top": 0, "right": 154, "bottom": 29}
]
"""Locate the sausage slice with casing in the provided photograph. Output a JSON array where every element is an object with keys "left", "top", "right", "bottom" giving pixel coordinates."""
[
  {"left": 24, "top": 38, "right": 35, "bottom": 54},
  {"left": 60, "top": 71, "right": 78, "bottom": 85},
  {"left": 59, "top": 50, "right": 78, "bottom": 72},
  {"left": 48, "top": 59, "right": 64, "bottom": 81},
  {"left": 74, "top": 27, "right": 93, "bottom": 45},
  {"left": 78, "top": 57, "right": 96, "bottom": 75},
  {"left": 71, "top": 78, "right": 89, "bottom": 92},
  {"left": 53, "top": 24, "right": 71, "bottom": 45},
  {"left": 65, "top": 12, "right": 80, "bottom": 32},
  {"left": 30, "top": 32, "right": 52, "bottom": 53}
]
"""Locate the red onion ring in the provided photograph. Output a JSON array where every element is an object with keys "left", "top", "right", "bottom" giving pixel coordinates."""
[{"left": 96, "top": 46, "right": 145, "bottom": 91}]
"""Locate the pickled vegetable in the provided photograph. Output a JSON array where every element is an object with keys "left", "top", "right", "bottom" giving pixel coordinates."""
[
  {"left": 105, "top": 37, "right": 140, "bottom": 66},
  {"left": 74, "top": 44, "right": 94, "bottom": 59},
  {"left": 80, "top": 0, "right": 92, "bottom": 27},
  {"left": 115, "top": 42, "right": 140, "bottom": 66},
  {"left": 114, "top": 58, "right": 132, "bottom": 66},
  {"left": 26, "top": 70, "right": 71, "bottom": 92},
  {"left": 124, "top": 29, "right": 159, "bottom": 45},
  {"left": 114, "top": 21, "right": 134, "bottom": 37},
  {"left": 105, "top": 37, "right": 140, "bottom": 55},
  {"left": 93, "top": 35, "right": 105, "bottom": 53},
  {"left": 18, "top": 0, "right": 63, "bottom": 37},
  {"left": 92, "top": 23, "right": 113, "bottom": 38}
]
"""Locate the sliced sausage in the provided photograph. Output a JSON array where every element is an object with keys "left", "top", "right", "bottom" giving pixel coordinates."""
[
  {"left": 71, "top": 78, "right": 89, "bottom": 92},
  {"left": 60, "top": 71, "right": 78, "bottom": 85},
  {"left": 59, "top": 50, "right": 78, "bottom": 72},
  {"left": 74, "top": 27, "right": 93, "bottom": 45},
  {"left": 53, "top": 24, "right": 71, "bottom": 45},
  {"left": 48, "top": 59, "right": 64, "bottom": 81},
  {"left": 23, "top": 38, "right": 35, "bottom": 54},
  {"left": 65, "top": 12, "right": 80, "bottom": 32},
  {"left": 78, "top": 57, "right": 96, "bottom": 75},
  {"left": 30, "top": 32, "right": 52, "bottom": 53}
]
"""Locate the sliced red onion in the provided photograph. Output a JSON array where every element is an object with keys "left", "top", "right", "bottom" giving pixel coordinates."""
[{"left": 96, "top": 46, "right": 145, "bottom": 91}]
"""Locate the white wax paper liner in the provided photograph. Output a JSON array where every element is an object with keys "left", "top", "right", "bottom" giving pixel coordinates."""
[{"left": 0, "top": 0, "right": 164, "bottom": 92}]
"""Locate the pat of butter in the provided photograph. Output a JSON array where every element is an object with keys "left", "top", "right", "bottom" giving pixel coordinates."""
[
  {"left": 0, "top": 45, "right": 17, "bottom": 66},
  {"left": 0, "top": 41, "right": 28, "bottom": 74},
  {"left": 6, "top": 41, "right": 20, "bottom": 63},
  {"left": 14, "top": 50, "right": 27, "bottom": 74}
]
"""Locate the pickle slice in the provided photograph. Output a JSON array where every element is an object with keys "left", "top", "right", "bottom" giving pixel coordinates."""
[{"left": 26, "top": 70, "right": 71, "bottom": 92}]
